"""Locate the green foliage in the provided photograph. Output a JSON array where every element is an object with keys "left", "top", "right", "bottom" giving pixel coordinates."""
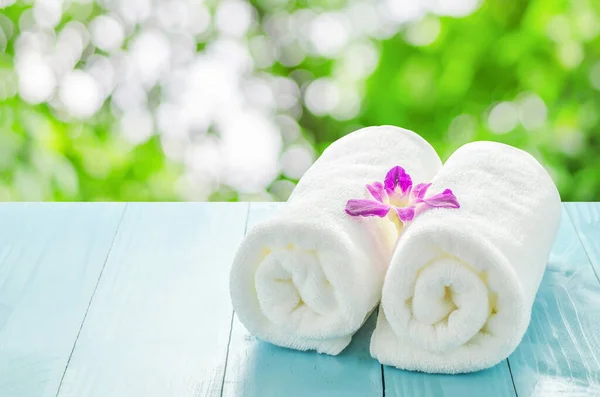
[
  {"left": 290, "top": 0, "right": 600, "bottom": 201},
  {"left": 1, "top": 0, "right": 599, "bottom": 201}
]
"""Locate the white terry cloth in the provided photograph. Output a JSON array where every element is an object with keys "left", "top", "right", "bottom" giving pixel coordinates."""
[
  {"left": 371, "top": 141, "right": 561, "bottom": 373},
  {"left": 230, "top": 126, "right": 442, "bottom": 355}
]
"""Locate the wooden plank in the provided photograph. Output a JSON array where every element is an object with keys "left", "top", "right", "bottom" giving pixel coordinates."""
[
  {"left": 508, "top": 205, "right": 600, "bottom": 396},
  {"left": 0, "top": 203, "right": 125, "bottom": 397},
  {"left": 384, "top": 362, "right": 515, "bottom": 397},
  {"left": 224, "top": 312, "right": 381, "bottom": 397},
  {"left": 222, "top": 202, "right": 383, "bottom": 397},
  {"left": 566, "top": 202, "right": 600, "bottom": 278},
  {"left": 246, "top": 202, "right": 285, "bottom": 229},
  {"left": 56, "top": 203, "right": 249, "bottom": 397}
]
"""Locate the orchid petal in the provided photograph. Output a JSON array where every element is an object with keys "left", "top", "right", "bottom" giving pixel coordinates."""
[
  {"left": 421, "top": 189, "right": 460, "bottom": 208},
  {"left": 412, "top": 183, "right": 431, "bottom": 200},
  {"left": 384, "top": 166, "right": 412, "bottom": 194},
  {"left": 395, "top": 206, "right": 416, "bottom": 222},
  {"left": 345, "top": 199, "right": 390, "bottom": 217},
  {"left": 366, "top": 182, "right": 386, "bottom": 203}
]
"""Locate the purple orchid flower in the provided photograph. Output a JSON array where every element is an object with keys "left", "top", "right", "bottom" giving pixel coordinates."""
[{"left": 345, "top": 166, "right": 459, "bottom": 224}]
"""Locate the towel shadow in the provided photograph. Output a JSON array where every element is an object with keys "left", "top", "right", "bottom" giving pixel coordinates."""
[
  {"left": 233, "top": 312, "right": 382, "bottom": 397},
  {"left": 381, "top": 360, "right": 514, "bottom": 396}
]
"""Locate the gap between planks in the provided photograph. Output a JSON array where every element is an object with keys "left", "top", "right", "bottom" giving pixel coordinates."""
[
  {"left": 54, "top": 203, "right": 129, "bottom": 397},
  {"left": 506, "top": 357, "right": 518, "bottom": 397},
  {"left": 503, "top": 204, "right": 585, "bottom": 397},
  {"left": 219, "top": 203, "right": 251, "bottom": 397},
  {"left": 506, "top": 203, "right": 600, "bottom": 397},
  {"left": 380, "top": 364, "right": 386, "bottom": 397},
  {"left": 565, "top": 204, "right": 600, "bottom": 286}
]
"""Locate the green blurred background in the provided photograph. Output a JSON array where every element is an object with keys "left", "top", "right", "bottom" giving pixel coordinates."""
[{"left": 0, "top": 0, "right": 599, "bottom": 201}]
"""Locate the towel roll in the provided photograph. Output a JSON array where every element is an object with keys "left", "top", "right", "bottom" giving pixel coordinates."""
[
  {"left": 230, "top": 126, "right": 442, "bottom": 355},
  {"left": 371, "top": 141, "right": 561, "bottom": 373}
]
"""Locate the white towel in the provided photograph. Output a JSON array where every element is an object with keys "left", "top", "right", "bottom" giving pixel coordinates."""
[
  {"left": 230, "top": 126, "right": 442, "bottom": 355},
  {"left": 371, "top": 141, "right": 561, "bottom": 373}
]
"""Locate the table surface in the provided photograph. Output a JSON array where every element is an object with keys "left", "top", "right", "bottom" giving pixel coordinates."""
[{"left": 0, "top": 203, "right": 599, "bottom": 397}]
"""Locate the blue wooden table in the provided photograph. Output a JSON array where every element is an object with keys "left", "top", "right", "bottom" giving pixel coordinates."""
[{"left": 0, "top": 203, "right": 599, "bottom": 397}]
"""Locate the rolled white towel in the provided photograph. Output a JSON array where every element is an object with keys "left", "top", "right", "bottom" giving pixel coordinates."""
[
  {"left": 371, "top": 141, "right": 561, "bottom": 373},
  {"left": 230, "top": 126, "right": 442, "bottom": 355}
]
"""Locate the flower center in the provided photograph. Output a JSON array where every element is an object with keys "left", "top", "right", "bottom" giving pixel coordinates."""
[{"left": 388, "top": 192, "right": 410, "bottom": 208}]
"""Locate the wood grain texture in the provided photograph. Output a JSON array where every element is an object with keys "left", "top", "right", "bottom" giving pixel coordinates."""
[
  {"left": 0, "top": 203, "right": 125, "bottom": 397},
  {"left": 222, "top": 202, "right": 384, "bottom": 397},
  {"left": 565, "top": 202, "right": 600, "bottom": 278},
  {"left": 508, "top": 205, "right": 600, "bottom": 397},
  {"left": 384, "top": 363, "right": 515, "bottom": 397},
  {"left": 4, "top": 203, "right": 599, "bottom": 397},
  {"left": 56, "top": 203, "right": 249, "bottom": 397}
]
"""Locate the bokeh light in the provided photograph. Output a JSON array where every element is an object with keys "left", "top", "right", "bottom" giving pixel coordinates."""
[
  {"left": 487, "top": 102, "right": 519, "bottom": 135},
  {"left": 0, "top": 0, "right": 599, "bottom": 201}
]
